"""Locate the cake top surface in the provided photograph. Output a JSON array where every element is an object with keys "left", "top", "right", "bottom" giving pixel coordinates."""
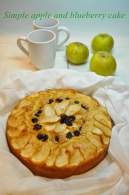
[{"left": 7, "top": 89, "right": 112, "bottom": 167}]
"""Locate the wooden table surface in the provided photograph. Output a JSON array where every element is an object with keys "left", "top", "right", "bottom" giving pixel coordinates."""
[
  {"left": 0, "top": 34, "right": 68, "bottom": 85},
  {"left": 1, "top": 34, "right": 129, "bottom": 86},
  {"left": 0, "top": 35, "right": 36, "bottom": 79}
]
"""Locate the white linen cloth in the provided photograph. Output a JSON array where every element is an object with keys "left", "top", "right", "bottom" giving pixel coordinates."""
[{"left": 0, "top": 69, "right": 129, "bottom": 195}]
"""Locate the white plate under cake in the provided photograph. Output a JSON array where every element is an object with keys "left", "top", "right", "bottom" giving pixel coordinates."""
[{"left": 6, "top": 89, "right": 112, "bottom": 178}]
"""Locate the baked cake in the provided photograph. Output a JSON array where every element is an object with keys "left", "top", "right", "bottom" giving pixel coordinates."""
[{"left": 6, "top": 89, "right": 112, "bottom": 178}]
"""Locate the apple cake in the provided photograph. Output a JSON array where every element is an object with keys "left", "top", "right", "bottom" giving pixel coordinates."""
[{"left": 6, "top": 89, "right": 112, "bottom": 178}]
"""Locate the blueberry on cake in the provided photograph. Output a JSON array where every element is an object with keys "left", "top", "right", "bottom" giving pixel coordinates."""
[{"left": 6, "top": 89, "right": 112, "bottom": 178}]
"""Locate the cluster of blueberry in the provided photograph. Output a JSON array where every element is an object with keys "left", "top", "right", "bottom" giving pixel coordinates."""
[
  {"left": 31, "top": 109, "right": 49, "bottom": 142},
  {"left": 48, "top": 98, "right": 64, "bottom": 104},
  {"left": 48, "top": 97, "right": 88, "bottom": 111},
  {"left": 36, "top": 127, "right": 81, "bottom": 143},
  {"left": 31, "top": 97, "right": 87, "bottom": 143},
  {"left": 31, "top": 111, "right": 81, "bottom": 143},
  {"left": 60, "top": 114, "right": 75, "bottom": 126},
  {"left": 65, "top": 128, "right": 81, "bottom": 139},
  {"left": 32, "top": 109, "right": 42, "bottom": 130}
]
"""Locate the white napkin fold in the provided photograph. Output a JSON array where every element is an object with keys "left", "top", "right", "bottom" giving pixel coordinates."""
[{"left": 0, "top": 69, "right": 129, "bottom": 195}]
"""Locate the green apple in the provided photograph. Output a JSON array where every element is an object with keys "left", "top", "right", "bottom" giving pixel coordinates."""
[
  {"left": 91, "top": 33, "right": 114, "bottom": 53},
  {"left": 66, "top": 42, "right": 89, "bottom": 65},
  {"left": 90, "top": 51, "right": 117, "bottom": 76}
]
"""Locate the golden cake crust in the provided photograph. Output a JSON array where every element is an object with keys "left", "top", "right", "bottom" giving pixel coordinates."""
[{"left": 6, "top": 89, "right": 112, "bottom": 178}]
